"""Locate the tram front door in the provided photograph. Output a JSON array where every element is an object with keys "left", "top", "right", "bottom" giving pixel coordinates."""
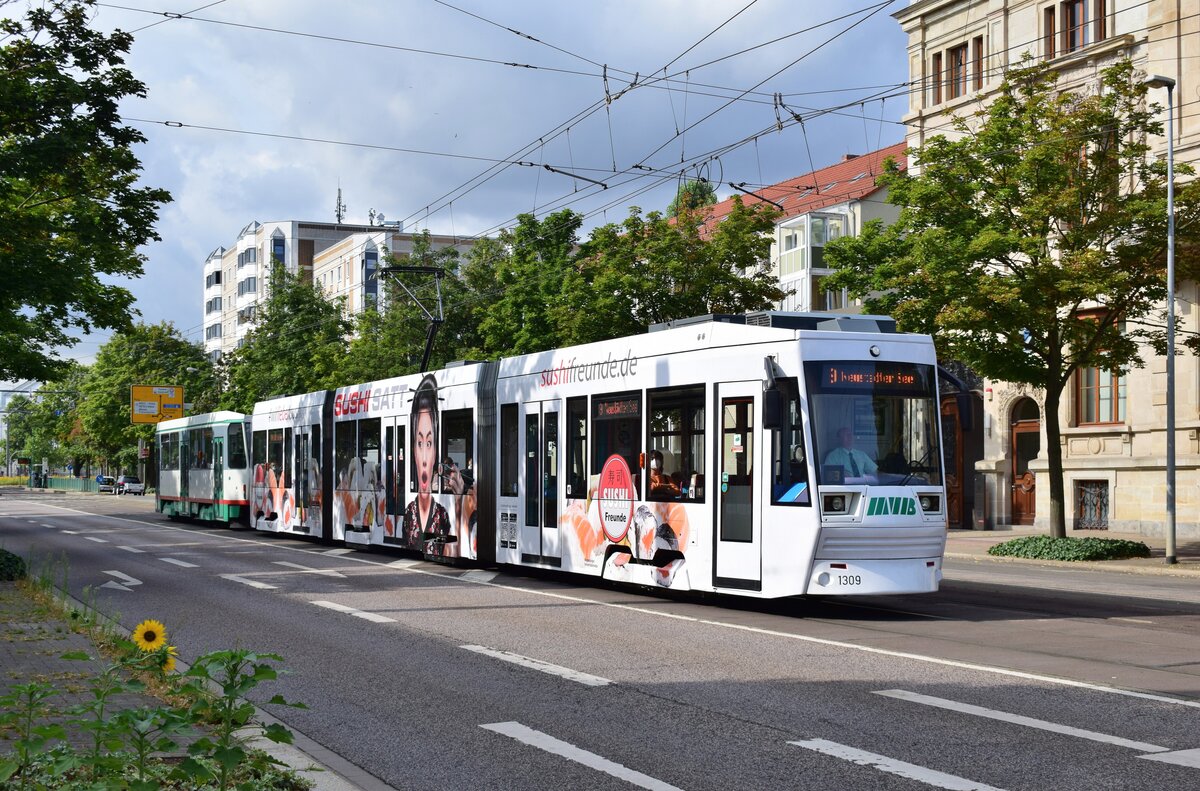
[
  {"left": 520, "top": 400, "right": 561, "bottom": 566},
  {"left": 714, "top": 382, "right": 762, "bottom": 591}
]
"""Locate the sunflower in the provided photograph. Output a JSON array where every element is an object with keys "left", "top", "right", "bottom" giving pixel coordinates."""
[
  {"left": 132, "top": 619, "right": 167, "bottom": 652},
  {"left": 162, "top": 645, "right": 178, "bottom": 674}
]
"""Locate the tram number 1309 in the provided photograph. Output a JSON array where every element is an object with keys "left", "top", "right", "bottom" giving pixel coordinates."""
[{"left": 837, "top": 574, "right": 863, "bottom": 586}]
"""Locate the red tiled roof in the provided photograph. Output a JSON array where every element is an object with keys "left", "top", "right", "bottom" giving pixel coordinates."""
[{"left": 698, "top": 141, "right": 907, "bottom": 234}]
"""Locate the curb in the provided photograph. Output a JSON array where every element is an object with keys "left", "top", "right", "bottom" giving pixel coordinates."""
[{"left": 943, "top": 551, "right": 1200, "bottom": 578}]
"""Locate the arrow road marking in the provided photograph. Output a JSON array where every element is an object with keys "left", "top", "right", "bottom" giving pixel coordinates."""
[
  {"left": 873, "top": 690, "right": 1168, "bottom": 753},
  {"left": 790, "top": 739, "right": 1006, "bottom": 790},
  {"left": 160, "top": 558, "right": 198, "bottom": 568},
  {"left": 100, "top": 582, "right": 131, "bottom": 591},
  {"left": 462, "top": 645, "right": 611, "bottom": 687},
  {"left": 103, "top": 570, "right": 143, "bottom": 587},
  {"left": 481, "top": 722, "right": 683, "bottom": 791}
]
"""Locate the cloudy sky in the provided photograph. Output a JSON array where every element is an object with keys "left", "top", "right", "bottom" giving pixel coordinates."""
[{"left": 64, "top": 0, "right": 913, "bottom": 362}]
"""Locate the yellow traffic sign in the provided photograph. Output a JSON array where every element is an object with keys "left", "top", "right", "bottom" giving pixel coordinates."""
[{"left": 130, "top": 385, "right": 184, "bottom": 424}]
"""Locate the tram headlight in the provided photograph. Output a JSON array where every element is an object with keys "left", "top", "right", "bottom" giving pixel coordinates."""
[
  {"left": 823, "top": 494, "right": 847, "bottom": 513},
  {"left": 919, "top": 495, "right": 940, "bottom": 513}
]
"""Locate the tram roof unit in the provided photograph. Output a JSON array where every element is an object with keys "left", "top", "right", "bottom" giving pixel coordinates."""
[
  {"left": 648, "top": 311, "right": 899, "bottom": 334},
  {"left": 157, "top": 410, "right": 247, "bottom": 432}
]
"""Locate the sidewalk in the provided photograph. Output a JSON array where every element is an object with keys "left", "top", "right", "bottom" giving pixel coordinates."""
[{"left": 945, "top": 525, "right": 1200, "bottom": 576}]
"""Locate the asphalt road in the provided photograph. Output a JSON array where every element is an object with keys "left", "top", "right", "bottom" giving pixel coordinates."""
[{"left": 3, "top": 490, "right": 1199, "bottom": 790}]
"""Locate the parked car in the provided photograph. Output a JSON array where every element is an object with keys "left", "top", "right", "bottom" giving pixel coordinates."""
[
  {"left": 116, "top": 475, "right": 145, "bottom": 496},
  {"left": 97, "top": 476, "right": 116, "bottom": 494}
]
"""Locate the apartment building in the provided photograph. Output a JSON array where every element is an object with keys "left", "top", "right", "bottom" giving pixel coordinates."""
[
  {"left": 202, "top": 220, "right": 474, "bottom": 358},
  {"left": 894, "top": 0, "right": 1199, "bottom": 535},
  {"left": 702, "top": 141, "right": 907, "bottom": 313}
]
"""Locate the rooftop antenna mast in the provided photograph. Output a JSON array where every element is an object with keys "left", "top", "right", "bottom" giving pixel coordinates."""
[{"left": 335, "top": 186, "right": 346, "bottom": 223}]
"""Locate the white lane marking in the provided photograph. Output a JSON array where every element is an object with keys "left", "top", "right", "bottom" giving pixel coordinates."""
[
  {"left": 103, "top": 570, "right": 142, "bottom": 587},
  {"left": 1111, "top": 617, "right": 1155, "bottom": 624},
  {"left": 221, "top": 574, "right": 277, "bottom": 590},
  {"left": 31, "top": 500, "right": 1200, "bottom": 711},
  {"left": 85, "top": 536, "right": 108, "bottom": 543},
  {"left": 463, "top": 570, "right": 498, "bottom": 583},
  {"left": 118, "top": 546, "right": 145, "bottom": 553},
  {"left": 481, "top": 722, "right": 683, "bottom": 791},
  {"left": 874, "top": 690, "right": 1167, "bottom": 753},
  {"left": 160, "top": 558, "right": 198, "bottom": 568},
  {"left": 790, "top": 738, "right": 1006, "bottom": 791},
  {"left": 273, "top": 561, "right": 344, "bottom": 577},
  {"left": 323, "top": 548, "right": 354, "bottom": 556},
  {"left": 462, "top": 645, "right": 612, "bottom": 687},
  {"left": 310, "top": 600, "right": 395, "bottom": 623},
  {"left": 62, "top": 530, "right": 79, "bottom": 534},
  {"left": 40, "top": 523, "right": 56, "bottom": 528},
  {"left": 1140, "top": 748, "right": 1200, "bottom": 768}
]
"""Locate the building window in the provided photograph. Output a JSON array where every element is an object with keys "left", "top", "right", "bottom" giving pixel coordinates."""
[
  {"left": 363, "top": 250, "right": 378, "bottom": 305},
  {"left": 972, "top": 36, "right": 984, "bottom": 90},
  {"left": 1055, "top": 0, "right": 1105, "bottom": 56},
  {"left": 1044, "top": 6, "right": 1056, "bottom": 59},
  {"left": 948, "top": 43, "right": 968, "bottom": 100},
  {"left": 271, "top": 236, "right": 285, "bottom": 266},
  {"left": 809, "top": 214, "right": 845, "bottom": 269},
  {"left": 1076, "top": 366, "right": 1124, "bottom": 425},
  {"left": 1074, "top": 480, "right": 1109, "bottom": 530},
  {"left": 205, "top": 323, "right": 222, "bottom": 340},
  {"left": 931, "top": 52, "right": 943, "bottom": 104},
  {"left": 205, "top": 271, "right": 222, "bottom": 288}
]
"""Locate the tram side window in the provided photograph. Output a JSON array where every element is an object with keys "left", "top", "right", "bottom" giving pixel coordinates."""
[
  {"left": 442, "top": 409, "right": 473, "bottom": 491},
  {"left": 252, "top": 430, "right": 266, "bottom": 470},
  {"left": 159, "top": 433, "right": 179, "bottom": 470},
  {"left": 500, "top": 403, "right": 518, "bottom": 496},
  {"left": 189, "top": 428, "right": 213, "bottom": 468},
  {"left": 359, "top": 418, "right": 381, "bottom": 468},
  {"left": 592, "top": 392, "right": 642, "bottom": 498},
  {"left": 771, "top": 377, "right": 811, "bottom": 506},
  {"left": 228, "top": 423, "right": 248, "bottom": 469},
  {"left": 267, "top": 429, "right": 285, "bottom": 484},
  {"left": 336, "top": 422, "right": 357, "bottom": 492},
  {"left": 565, "top": 397, "right": 587, "bottom": 498},
  {"left": 647, "top": 386, "right": 705, "bottom": 502}
]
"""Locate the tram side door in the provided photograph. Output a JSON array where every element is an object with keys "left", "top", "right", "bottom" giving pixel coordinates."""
[
  {"left": 212, "top": 435, "right": 224, "bottom": 504},
  {"left": 294, "top": 426, "right": 314, "bottom": 534},
  {"left": 520, "top": 400, "right": 561, "bottom": 565},
  {"left": 714, "top": 382, "right": 762, "bottom": 590}
]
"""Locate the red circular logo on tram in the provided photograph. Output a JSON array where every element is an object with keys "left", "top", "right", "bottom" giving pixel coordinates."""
[{"left": 596, "top": 454, "right": 635, "bottom": 543}]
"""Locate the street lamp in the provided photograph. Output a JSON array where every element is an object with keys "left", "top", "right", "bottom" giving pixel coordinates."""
[{"left": 1145, "top": 74, "right": 1176, "bottom": 565}]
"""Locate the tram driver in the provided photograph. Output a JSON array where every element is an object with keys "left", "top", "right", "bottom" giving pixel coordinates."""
[{"left": 824, "top": 427, "right": 877, "bottom": 482}]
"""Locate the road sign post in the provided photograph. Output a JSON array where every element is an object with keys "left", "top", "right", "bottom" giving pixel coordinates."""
[{"left": 130, "top": 385, "right": 184, "bottom": 425}]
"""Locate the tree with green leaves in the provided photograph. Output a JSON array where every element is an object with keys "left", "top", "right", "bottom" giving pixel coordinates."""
[
  {"left": 476, "top": 210, "right": 583, "bottom": 356},
  {"left": 824, "top": 58, "right": 1200, "bottom": 538},
  {"left": 219, "top": 261, "right": 351, "bottom": 412},
  {"left": 667, "top": 178, "right": 718, "bottom": 217},
  {"left": 0, "top": 0, "right": 171, "bottom": 381},
  {"left": 555, "top": 199, "right": 785, "bottom": 346},
  {"left": 77, "top": 323, "right": 214, "bottom": 472}
]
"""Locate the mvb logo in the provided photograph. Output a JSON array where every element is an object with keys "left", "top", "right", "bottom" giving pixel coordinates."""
[{"left": 866, "top": 497, "right": 917, "bottom": 517}]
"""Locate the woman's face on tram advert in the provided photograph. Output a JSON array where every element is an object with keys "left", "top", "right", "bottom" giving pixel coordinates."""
[{"left": 414, "top": 407, "right": 436, "bottom": 498}]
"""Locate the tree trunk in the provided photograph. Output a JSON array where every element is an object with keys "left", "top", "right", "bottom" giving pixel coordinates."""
[{"left": 1043, "top": 385, "right": 1067, "bottom": 538}]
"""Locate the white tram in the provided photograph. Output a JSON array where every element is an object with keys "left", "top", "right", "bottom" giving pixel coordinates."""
[
  {"left": 155, "top": 411, "right": 252, "bottom": 524},
  {"left": 221, "top": 312, "right": 952, "bottom": 598}
]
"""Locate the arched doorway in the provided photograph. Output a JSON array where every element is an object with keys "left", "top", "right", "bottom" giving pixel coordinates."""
[{"left": 1010, "top": 398, "right": 1040, "bottom": 525}]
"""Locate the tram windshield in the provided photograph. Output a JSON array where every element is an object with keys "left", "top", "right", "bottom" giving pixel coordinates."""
[{"left": 805, "top": 361, "right": 941, "bottom": 486}]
